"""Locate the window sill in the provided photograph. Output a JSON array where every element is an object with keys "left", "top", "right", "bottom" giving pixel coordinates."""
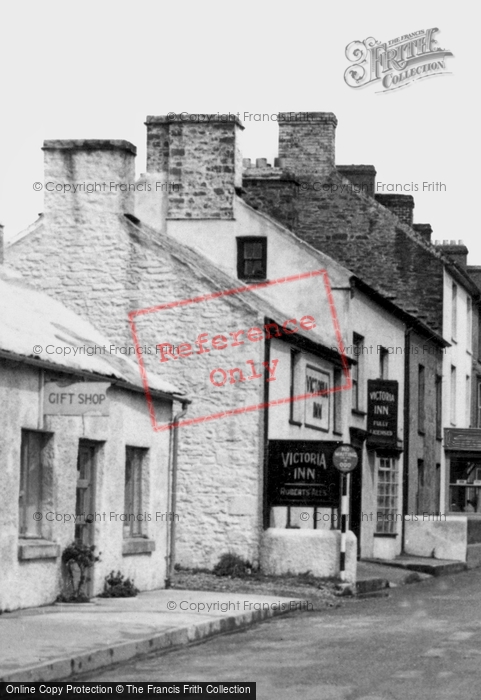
[
  {"left": 18, "top": 539, "right": 60, "bottom": 561},
  {"left": 418, "top": 430, "right": 426, "bottom": 436},
  {"left": 373, "top": 533, "right": 398, "bottom": 538},
  {"left": 289, "top": 419, "right": 303, "bottom": 427},
  {"left": 351, "top": 409, "right": 367, "bottom": 417},
  {"left": 333, "top": 430, "right": 344, "bottom": 437},
  {"left": 122, "top": 538, "right": 156, "bottom": 556}
]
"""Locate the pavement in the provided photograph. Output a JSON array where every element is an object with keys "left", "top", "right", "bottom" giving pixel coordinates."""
[
  {"left": 355, "top": 555, "right": 468, "bottom": 596},
  {"left": 0, "top": 589, "right": 308, "bottom": 683}
]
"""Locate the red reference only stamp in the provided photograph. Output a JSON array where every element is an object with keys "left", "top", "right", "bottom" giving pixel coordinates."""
[{"left": 128, "top": 270, "right": 350, "bottom": 431}]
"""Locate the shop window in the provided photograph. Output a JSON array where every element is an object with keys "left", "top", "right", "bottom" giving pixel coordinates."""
[
  {"left": 376, "top": 457, "right": 398, "bottom": 534},
  {"left": 236, "top": 237, "right": 267, "bottom": 281},
  {"left": 124, "top": 447, "right": 148, "bottom": 538},
  {"left": 19, "top": 430, "right": 52, "bottom": 538},
  {"left": 449, "top": 458, "right": 481, "bottom": 513},
  {"left": 418, "top": 365, "right": 425, "bottom": 434}
]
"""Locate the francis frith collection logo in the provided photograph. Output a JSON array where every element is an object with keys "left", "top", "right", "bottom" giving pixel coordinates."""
[{"left": 344, "top": 28, "right": 453, "bottom": 92}]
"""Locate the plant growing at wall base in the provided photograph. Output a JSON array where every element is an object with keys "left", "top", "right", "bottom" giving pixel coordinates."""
[
  {"left": 57, "top": 541, "right": 100, "bottom": 603},
  {"left": 98, "top": 570, "right": 139, "bottom": 598},
  {"left": 213, "top": 552, "right": 255, "bottom": 579}
]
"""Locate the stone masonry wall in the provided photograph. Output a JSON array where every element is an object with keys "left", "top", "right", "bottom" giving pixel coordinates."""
[
  {"left": 146, "top": 116, "right": 243, "bottom": 220},
  {"left": 8, "top": 210, "right": 267, "bottom": 569}
]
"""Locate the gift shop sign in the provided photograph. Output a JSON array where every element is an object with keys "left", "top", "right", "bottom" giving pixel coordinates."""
[{"left": 44, "top": 382, "right": 110, "bottom": 416}]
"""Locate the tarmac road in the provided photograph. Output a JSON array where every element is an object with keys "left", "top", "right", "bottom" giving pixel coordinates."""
[{"left": 86, "top": 568, "right": 481, "bottom": 699}]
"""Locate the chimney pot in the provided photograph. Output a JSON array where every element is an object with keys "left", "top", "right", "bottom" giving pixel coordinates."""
[
  {"left": 256, "top": 158, "right": 268, "bottom": 168},
  {"left": 243, "top": 158, "right": 252, "bottom": 168}
]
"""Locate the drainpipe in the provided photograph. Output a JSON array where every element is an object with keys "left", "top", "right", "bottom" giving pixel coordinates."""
[{"left": 166, "top": 400, "right": 189, "bottom": 587}]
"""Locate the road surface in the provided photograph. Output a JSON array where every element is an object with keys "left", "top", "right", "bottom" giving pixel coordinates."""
[{"left": 86, "top": 568, "right": 481, "bottom": 699}]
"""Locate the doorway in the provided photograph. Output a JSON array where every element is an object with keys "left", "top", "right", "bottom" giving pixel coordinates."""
[{"left": 75, "top": 440, "right": 99, "bottom": 596}]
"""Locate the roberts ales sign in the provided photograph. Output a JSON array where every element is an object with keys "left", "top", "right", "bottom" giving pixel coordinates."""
[
  {"left": 267, "top": 440, "right": 342, "bottom": 507},
  {"left": 367, "top": 379, "right": 399, "bottom": 448}
]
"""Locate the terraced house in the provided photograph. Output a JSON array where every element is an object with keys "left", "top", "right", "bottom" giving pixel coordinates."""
[{"left": 6, "top": 111, "right": 475, "bottom": 582}]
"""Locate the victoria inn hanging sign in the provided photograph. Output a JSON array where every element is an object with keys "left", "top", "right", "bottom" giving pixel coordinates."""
[{"left": 367, "top": 379, "right": 399, "bottom": 448}]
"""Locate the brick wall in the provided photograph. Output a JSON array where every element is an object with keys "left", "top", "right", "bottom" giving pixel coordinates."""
[
  {"left": 240, "top": 114, "right": 447, "bottom": 333},
  {"left": 375, "top": 194, "right": 414, "bottom": 227},
  {"left": 278, "top": 112, "right": 337, "bottom": 178},
  {"left": 145, "top": 115, "right": 244, "bottom": 220}
]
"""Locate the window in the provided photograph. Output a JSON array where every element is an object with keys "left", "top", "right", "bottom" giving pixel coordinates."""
[
  {"left": 416, "top": 459, "right": 425, "bottom": 514},
  {"left": 435, "top": 464, "right": 441, "bottom": 515},
  {"left": 418, "top": 365, "right": 425, "bottom": 433},
  {"left": 450, "top": 366, "right": 457, "bottom": 425},
  {"left": 352, "top": 333, "right": 364, "bottom": 411},
  {"left": 379, "top": 346, "right": 389, "bottom": 379},
  {"left": 289, "top": 349, "right": 302, "bottom": 425},
  {"left": 236, "top": 237, "right": 267, "bottom": 281},
  {"left": 376, "top": 457, "right": 399, "bottom": 534},
  {"left": 467, "top": 296, "right": 472, "bottom": 351},
  {"left": 466, "top": 375, "right": 471, "bottom": 427},
  {"left": 19, "top": 430, "right": 51, "bottom": 538},
  {"left": 478, "top": 312, "right": 481, "bottom": 361},
  {"left": 452, "top": 283, "right": 457, "bottom": 340},
  {"left": 124, "top": 447, "right": 147, "bottom": 538},
  {"left": 477, "top": 380, "right": 481, "bottom": 429},
  {"left": 449, "top": 458, "right": 481, "bottom": 513},
  {"left": 333, "top": 367, "right": 343, "bottom": 434},
  {"left": 435, "top": 374, "right": 442, "bottom": 438}
]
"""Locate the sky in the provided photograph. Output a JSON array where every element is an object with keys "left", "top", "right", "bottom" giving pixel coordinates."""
[{"left": 0, "top": 1, "right": 478, "bottom": 261}]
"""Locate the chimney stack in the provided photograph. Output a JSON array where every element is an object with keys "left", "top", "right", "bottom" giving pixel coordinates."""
[
  {"left": 42, "top": 140, "right": 136, "bottom": 223},
  {"left": 435, "top": 240, "right": 469, "bottom": 268},
  {"left": 145, "top": 114, "right": 244, "bottom": 220},
  {"left": 337, "top": 165, "right": 376, "bottom": 197},
  {"left": 277, "top": 112, "right": 337, "bottom": 179},
  {"left": 375, "top": 194, "right": 414, "bottom": 227},
  {"left": 413, "top": 223, "right": 433, "bottom": 243}
]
